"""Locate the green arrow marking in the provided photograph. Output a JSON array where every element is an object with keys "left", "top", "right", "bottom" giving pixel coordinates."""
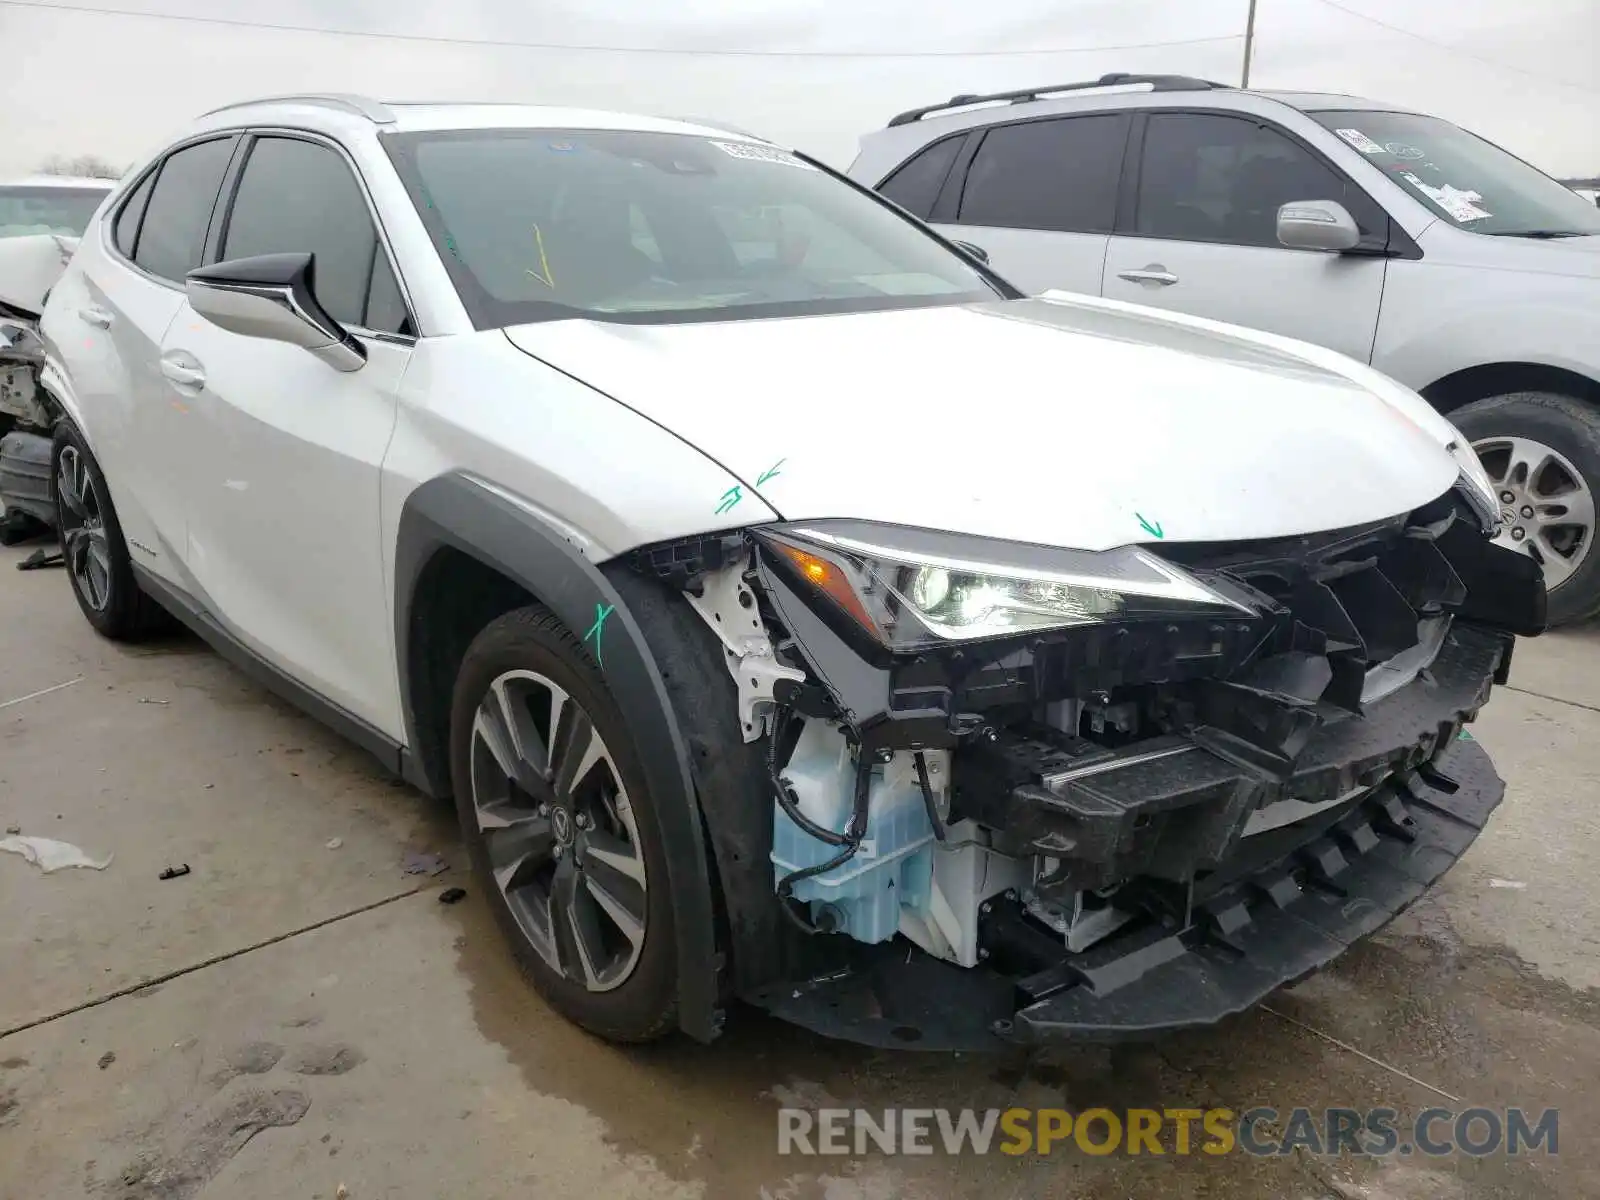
[
  {"left": 1136, "top": 512, "right": 1164, "bottom": 539},
  {"left": 756, "top": 458, "right": 786, "bottom": 487},
  {"left": 715, "top": 485, "right": 742, "bottom": 515},
  {"left": 583, "top": 603, "right": 615, "bottom": 668}
]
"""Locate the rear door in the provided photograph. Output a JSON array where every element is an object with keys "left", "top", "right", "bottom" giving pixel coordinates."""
[
  {"left": 1101, "top": 111, "right": 1387, "bottom": 362},
  {"left": 65, "top": 135, "right": 238, "bottom": 575},
  {"left": 924, "top": 113, "right": 1129, "bottom": 297},
  {"left": 159, "top": 132, "right": 415, "bottom": 735}
]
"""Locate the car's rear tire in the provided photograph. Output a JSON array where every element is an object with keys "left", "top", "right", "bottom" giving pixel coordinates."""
[
  {"left": 448, "top": 604, "right": 679, "bottom": 1043},
  {"left": 51, "top": 422, "right": 171, "bottom": 640},
  {"left": 1452, "top": 392, "right": 1600, "bottom": 626}
]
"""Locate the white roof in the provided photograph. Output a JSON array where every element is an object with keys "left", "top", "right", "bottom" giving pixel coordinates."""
[
  {"left": 189, "top": 95, "right": 764, "bottom": 144},
  {"left": 0, "top": 175, "right": 117, "bottom": 191}
]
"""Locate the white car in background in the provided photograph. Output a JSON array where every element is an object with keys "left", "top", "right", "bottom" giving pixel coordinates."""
[
  {"left": 0, "top": 175, "right": 116, "bottom": 313},
  {"left": 851, "top": 74, "right": 1600, "bottom": 623}
]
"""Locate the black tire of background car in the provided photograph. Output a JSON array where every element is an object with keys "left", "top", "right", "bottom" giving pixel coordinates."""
[
  {"left": 1452, "top": 392, "right": 1600, "bottom": 627},
  {"left": 448, "top": 604, "right": 680, "bottom": 1043},
  {"left": 50, "top": 422, "right": 173, "bottom": 639}
]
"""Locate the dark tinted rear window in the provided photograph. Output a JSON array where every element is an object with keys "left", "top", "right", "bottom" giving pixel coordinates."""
[
  {"left": 113, "top": 171, "right": 156, "bottom": 257},
  {"left": 957, "top": 115, "right": 1127, "bottom": 234},
  {"left": 877, "top": 135, "right": 962, "bottom": 219},
  {"left": 134, "top": 137, "right": 235, "bottom": 282}
]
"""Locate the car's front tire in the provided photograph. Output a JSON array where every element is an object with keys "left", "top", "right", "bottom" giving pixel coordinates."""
[
  {"left": 1453, "top": 392, "right": 1600, "bottom": 626},
  {"left": 448, "top": 604, "right": 679, "bottom": 1043},
  {"left": 51, "top": 422, "right": 170, "bottom": 640}
]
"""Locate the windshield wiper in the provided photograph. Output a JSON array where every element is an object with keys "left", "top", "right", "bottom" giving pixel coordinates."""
[{"left": 1487, "top": 230, "right": 1587, "bottom": 239}]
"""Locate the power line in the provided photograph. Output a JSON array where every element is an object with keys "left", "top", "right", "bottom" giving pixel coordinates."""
[
  {"left": 0, "top": 1, "right": 1244, "bottom": 58},
  {"left": 1307, "top": 0, "right": 1598, "bottom": 94}
]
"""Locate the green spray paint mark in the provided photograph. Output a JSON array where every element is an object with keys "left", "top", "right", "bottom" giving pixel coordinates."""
[
  {"left": 715, "top": 485, "right": 742, "bottom": 515},
  {"left": 583, "top": 603, "right": 615, "bottom": 668},
  {"left": 1458, "top": 728, "right": 1474, "bottom": 741},
  {"left": 1136, "top": 513, "right": 1164, "bottom": 539},
  {"left": 756, "top": 458, "right": 786, "bottom": 487}
]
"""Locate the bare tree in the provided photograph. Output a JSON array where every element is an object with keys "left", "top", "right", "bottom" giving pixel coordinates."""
[{"left": 37, "top": 154, "right": 125, "bottom": 179}]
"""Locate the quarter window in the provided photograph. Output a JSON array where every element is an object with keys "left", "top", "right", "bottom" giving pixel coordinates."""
[
  {"left": 1134, "top": 113, "right": 1377, "bottom": 248},
  {"left": 877, "top": 135, "right": 963, "bottom": 219},
  {"left": 222, "top": 136, "right": 408, "bottom": 334},
  {"left": 133, "top": 137, "right": 236, "bottom": 282},
  {"left": 956, "top": 115, "right": 1126, "bottom": 234},
  {"left": 113, "top": 170, "right": 157, "bottom": 258}
]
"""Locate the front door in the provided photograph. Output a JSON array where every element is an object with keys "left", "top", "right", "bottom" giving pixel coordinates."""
[
  {"left": 160, "top": 133, "right": 416, "bottom": 736},
  {"left": 1101, "top": 111, "right": 1387, "bottom": 363}
]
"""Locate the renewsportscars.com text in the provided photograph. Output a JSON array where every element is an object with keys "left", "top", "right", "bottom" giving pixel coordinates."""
[{"left": 777, "top": 1106, "right": 1558, "bottom": 1158}]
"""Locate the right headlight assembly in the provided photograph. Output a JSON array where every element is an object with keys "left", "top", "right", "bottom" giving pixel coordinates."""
[{"left": 753, "top": 520, "right": 1253, "bottom": 652}]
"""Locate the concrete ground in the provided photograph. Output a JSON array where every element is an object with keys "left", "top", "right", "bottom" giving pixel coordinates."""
[{"left": 1, "top": 538, "right": 1597, "bottom": 1200}]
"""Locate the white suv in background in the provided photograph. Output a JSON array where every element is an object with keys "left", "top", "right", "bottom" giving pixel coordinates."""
[{"left": 851, "top": 73, "right": 1600, "bottom": 624}]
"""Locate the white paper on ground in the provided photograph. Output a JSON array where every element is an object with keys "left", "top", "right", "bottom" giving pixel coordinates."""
[{"left": 0, "top": 835, "right": 113, "bottom": 872}]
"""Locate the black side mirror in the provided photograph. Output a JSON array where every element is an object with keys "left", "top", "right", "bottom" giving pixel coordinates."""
[
  {"left": 186, "top": 252, "right": 365, "bottom": 372},
  {"left": 953, "top": 239, "right": 989, "bottom": 264}
]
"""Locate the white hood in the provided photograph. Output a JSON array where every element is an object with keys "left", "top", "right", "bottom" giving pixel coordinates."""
[
  {"left": 504, "top": 294, "right": 1461, "bottom": 552},
  {"left": 0, "top": 233, "right": 78, "bottom": 315}
]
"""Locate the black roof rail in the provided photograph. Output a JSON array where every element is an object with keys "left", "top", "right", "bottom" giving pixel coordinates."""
[{"left": 886, "top": 73, "right": 1228, "bottom": 127}]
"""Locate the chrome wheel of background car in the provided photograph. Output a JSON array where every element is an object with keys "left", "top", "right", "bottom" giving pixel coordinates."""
[
  {"left": 56, "top": 445, "right": 113, "bottom": 612},
  {"left": 469, "top": 669, "right": 647, "bottom": 992},
  {"left": 1473, "top": 434, "right": 1596, "bottom": 592}
]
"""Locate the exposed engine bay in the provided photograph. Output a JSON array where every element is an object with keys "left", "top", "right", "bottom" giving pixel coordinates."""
[{"left": 638, "top": 481, "right": 1544, "bottom": 1045}]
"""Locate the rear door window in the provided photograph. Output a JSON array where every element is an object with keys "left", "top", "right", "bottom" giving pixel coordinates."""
[
  {"left": 877, "top": 135, "right": 963, "bottom": 219},
  {"left": 956, "top": 115, "right": 1127, "bottom": 233},
  {"left": 222, "top": 136, "right": 405, "bottom": 332},
  {"left": 1134, "top": 113, "right": 1380, "bottom": 248},
  {"left": 133, "top": 137, "right": 236, "bottom": 282}
]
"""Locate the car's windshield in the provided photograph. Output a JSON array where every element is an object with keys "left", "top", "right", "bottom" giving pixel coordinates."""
[
  {"left": 0, "top": 186, "right": 108, "bottom": 239},
  {"left": 1309, "top": 110, "right": 1600, "bottom": 238},
  {"left": 382, "top": 128, "right": 1001, "bottom": 327}
]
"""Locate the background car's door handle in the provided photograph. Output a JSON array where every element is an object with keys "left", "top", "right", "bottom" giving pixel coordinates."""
[
  {"left": 1117, "top": 267, "right": 1180, "bottom": 286},
  {"left": 159, "top": 356, "right": 206, "bottom": 389},
  {"left": 78, "top": 306, "right": 113, "bottom": 328}
]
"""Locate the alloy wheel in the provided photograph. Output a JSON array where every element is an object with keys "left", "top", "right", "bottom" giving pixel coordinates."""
[
  {"left": 1472, "top": 434, "right": 1596, "bottom": 592},
  {"left": 469, "top": 669, "right": 648, "bottom": 992},
  {"left": 56, "top": 446, "right": 113, "bottom": 612}
]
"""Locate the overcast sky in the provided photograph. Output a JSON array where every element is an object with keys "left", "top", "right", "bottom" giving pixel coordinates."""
[{"left": 2, "top": 0, "right": 1596, "bottom": 178}]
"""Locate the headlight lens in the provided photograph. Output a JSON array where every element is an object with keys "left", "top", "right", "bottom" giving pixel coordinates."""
[{"left": 756, "top": 521, "right": 1251, "bottom": 649}]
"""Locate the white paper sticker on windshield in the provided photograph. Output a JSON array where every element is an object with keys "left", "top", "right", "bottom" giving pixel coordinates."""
[
  {"left": 712, "top": 141, "right": 816, "bottom": 169},
  {"left": 1401, "top": 173, "right": 1493, "bottom": 223},
  {"left": 1335, "top": 128, "right": 1387, "bottom": 154},
  {"left": 1384, "top": 141, "right": 1426, "bottom": 161}
]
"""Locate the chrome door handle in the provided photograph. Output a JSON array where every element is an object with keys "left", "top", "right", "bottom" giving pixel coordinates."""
[
  {"left": 1117, "top": 266, "right": 1179, "bottom": 287},
  {"left": 160, "top": 356, "right": 206, "bottom": 388},
  {"left": 79, "top": 306, "right": 113, "bottom": 328}
]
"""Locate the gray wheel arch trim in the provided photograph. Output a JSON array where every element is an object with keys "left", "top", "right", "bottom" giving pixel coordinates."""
[{"left": 393, "top": 472, "right": 723, "bottom": 1042}]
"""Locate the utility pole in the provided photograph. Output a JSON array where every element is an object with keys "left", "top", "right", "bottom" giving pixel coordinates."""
[{"left": 1241, "top": 0, "right": 1259, "bottom": 88}]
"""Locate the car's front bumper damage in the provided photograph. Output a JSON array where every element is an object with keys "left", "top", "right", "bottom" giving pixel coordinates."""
[{"left": 746, "top": 624, "right": 1508, "bottom": 1048}]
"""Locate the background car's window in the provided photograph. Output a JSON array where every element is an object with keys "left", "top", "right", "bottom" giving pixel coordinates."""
[
  {"left": 956, "top": 115, "right": 1125, "bottom": 233},
  {"left": 1135, "top": 113, "right": 1373, "bottom": 248},
  {"left": 0, "top": 186, "right": 107, "bottom": 239},
  {"left": 1309, "top": 109, "right": 1600, "bottom": 237},
  {"left": 223, "top": 136, "right": 406, "bottom": 333},
  {"left": 113, "top": 171, "right": 157, "bottom": 257},
  {"left": 877, "top": 135, "right": 963, "bottom": 219},
  {"left": 384, "top": 128, "right": 998, "bottom": 328},
  {"left": 133, "top": 137, "right": 235, "bottom": 282}
]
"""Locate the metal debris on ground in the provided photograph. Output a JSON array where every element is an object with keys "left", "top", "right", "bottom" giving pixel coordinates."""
[
  {"left": 0, "top": 834, "right": 112, "bottom": 872},
  {"left": 438, "top": 887, "right": 467, "bottom": 905},
  {"left": 137, "top": 697, "right": 171, "bottom": 705},
  {"left": 158, "top": 864, "right": 191, "bottom": 881},
  {"left": 325, "top": 838, "right": 343, "bottom": 850},
  {"left": 1489, "top": 878, "right": 1528, "bottom": 889},
  {"left": 16, "top": 547, "right": 63, "bottom": 570},
  {"left": 403, "top": 850, "right": 448, "bottom": 876},
  {"left": 97, "top": 1051, "right": 115, "bottom": 1069}
]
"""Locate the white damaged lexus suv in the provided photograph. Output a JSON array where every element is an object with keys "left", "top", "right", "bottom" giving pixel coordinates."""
[{"left": 39, "top": 96, "right": 1544, "bottom": 1048}]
